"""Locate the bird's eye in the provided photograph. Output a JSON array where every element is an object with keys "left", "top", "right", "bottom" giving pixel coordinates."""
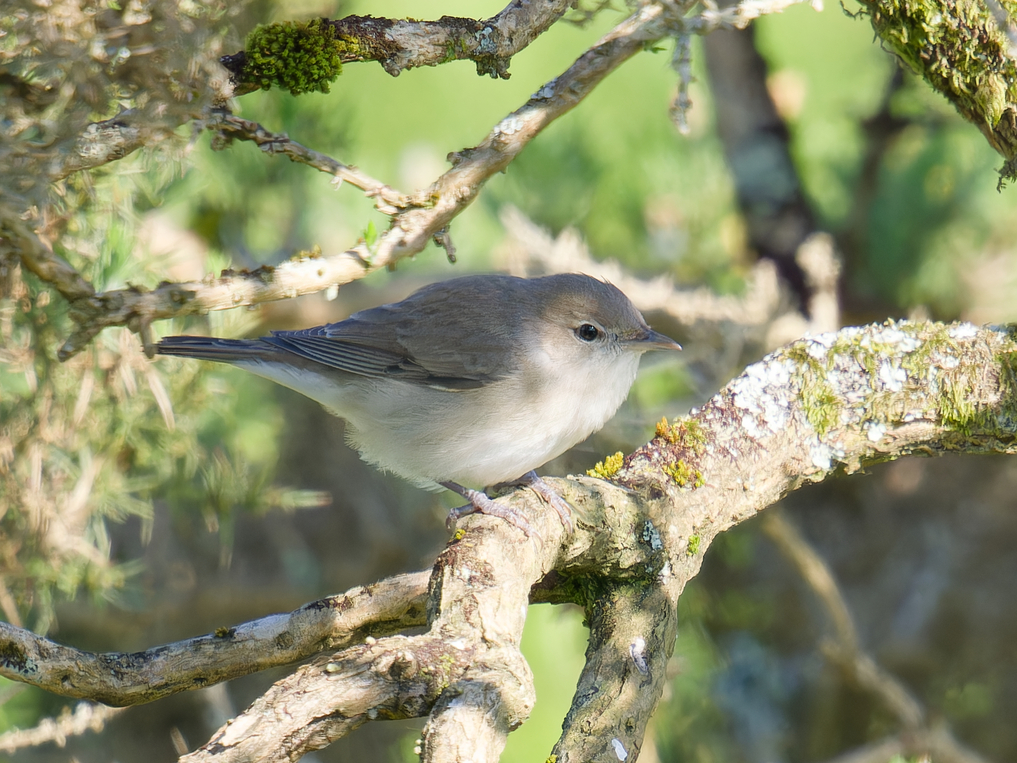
[{"left": 577, "top": 323, "right": 601, "bottom": 342}]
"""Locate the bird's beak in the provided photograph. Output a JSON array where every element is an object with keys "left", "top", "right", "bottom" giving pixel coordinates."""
[{"left": 630, "top": 328, "right": 683, "bottom": 352}]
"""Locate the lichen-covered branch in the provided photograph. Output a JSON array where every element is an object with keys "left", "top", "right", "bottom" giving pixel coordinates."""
[
  {"left": 181, "top": 492, "right": 571, "bottom": 763},
  {"left": 168, "top": 320, "right": 1017, "bottom": 760},
  {"left": 222, "top": 0, "right": 817, "bottom": 94},
  {"left": 856, "top": 0, "right": 1017, "bottom": 183},
  {"left": 3, "top": 321, "right": 1012, "bottom": 760},
  {"left": 553, "top": 581, "right": 679, "bottom": 763},
  {"left": 331, "top": 0, "right": 573, "bottom": 79}
]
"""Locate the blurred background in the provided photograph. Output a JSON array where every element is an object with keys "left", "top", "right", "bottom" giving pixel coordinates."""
[{"left": 1, "top": 0, "right": 1016, "bottom": 760}]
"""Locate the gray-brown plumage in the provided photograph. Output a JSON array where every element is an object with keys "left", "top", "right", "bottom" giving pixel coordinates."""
[{"left": 157, "top": 273, "right": 681, "bottom": 531}]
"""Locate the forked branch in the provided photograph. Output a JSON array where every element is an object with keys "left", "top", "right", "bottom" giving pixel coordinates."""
[{"left": 2, "top": 322, "right": 1015, "bottom": 761}]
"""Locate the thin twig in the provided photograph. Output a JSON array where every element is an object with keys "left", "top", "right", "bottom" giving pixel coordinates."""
[
  {"left": 207, "top": 112, "right": 412, "bottom": 213},
  {"left": 0, "top": 702, "right": 126, "bottom": 754}
]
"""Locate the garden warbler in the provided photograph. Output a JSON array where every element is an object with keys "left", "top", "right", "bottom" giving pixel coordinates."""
[{"left": 156, "top": 273, "right": 681, "bottom": 534}]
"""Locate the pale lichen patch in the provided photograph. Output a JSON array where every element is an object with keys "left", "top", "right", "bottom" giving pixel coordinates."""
[
  {"left": 628, "top": 322, "right": 1017, "bottom": 498},
  {"left": 948, "top": 322, "right": 979, "bottom": 340},
  {"left": 729, "top": 357, "right": 795, "bottom": 440},
  {"left": 730, "top": 321, "right": 1014, "bottom": 470},
  {"left": 877, "top": 359, "right": 907, "bottom": 392},
  {"left": 866, "top": 421, "right": 887, "bottom": 442},
  {"left": 809, "top": 441, "right": 835, "bottom": 470}
]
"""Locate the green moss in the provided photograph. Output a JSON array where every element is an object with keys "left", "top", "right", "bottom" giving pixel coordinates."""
[
  {"left": 863, "top": 0, "right": 1015, "bottom": 124},
  {"left": 820, "top": 322, "right": 1017, "bottom": 437},
  {"left": 335, "top": 34, "right": 367, "bottom": 59},
  {"left": 243, "top": 19, "right": 342, "bottom": 95},
  {"left": 785, "top": 344, "right": 841, "bottom": 437},
  {"left": 587, "top": 451, "right": 624, "bottom": 479},
  {"left": 995, "top": 348, "right": 1017, "bottom": 423},
  {"left": 441, "top": 37, "right": 470, "bottom": 64},
  {"left": 664, "top": 460, "right": 704, "bottom": 489},
  {"left": 287, "top": 245, "right": 323, "bottom": 262},
  {"left": 687, "top": 534, "right": 701, "bottom": 556},
  {"left": 936, "top": 373, "right": 985, "bottom": 431},
  {"left": 897, "top": 323, "right": 995, "bottom": 433},
  {"left": 802, "top": 380, "right": 840, "bottom": 436},
  {"left": 654, "top": 416, "right": 706, "bottom": 453}
]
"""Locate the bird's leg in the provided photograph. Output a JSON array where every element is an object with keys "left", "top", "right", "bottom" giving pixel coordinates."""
[{"left": 441, "top": 481, "right": 535, "bottom": 536}]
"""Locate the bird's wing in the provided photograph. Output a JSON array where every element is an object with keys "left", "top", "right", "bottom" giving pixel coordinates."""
[{"left": 265, "top": 278, "right": 523, "bottom": 390}]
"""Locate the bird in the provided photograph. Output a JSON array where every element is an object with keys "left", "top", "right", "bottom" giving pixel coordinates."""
[{"left": 155, "top": 273, "right": 682, "bottom": 534}]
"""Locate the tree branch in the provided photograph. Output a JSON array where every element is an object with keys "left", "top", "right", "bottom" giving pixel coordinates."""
[
  {"left": 221, "top": 0, "right": 575, "bottom": 89},
  {"left": 332, "top": 0, "right": 575, "bottom": 79},
  {"left": 553, "top": 581, "right": 678, "bottom": 763},
  {"left": 207, "top": 113, "right": 412, "bottom": 213},
  {"left": 3, "top": 321, "right": 1014, "bottom": 760},
  {"left": 857, "top": 0, "right": 1017, "bottom": 183},
  {"left": 0, "top": 701, "right": 126, "bottom": 754},
  {"left": 174, "top": 319, "right": 1017, "bottom": 760},
  {"left": 0, "top": 572, "right": 428, "bottom": 706}
]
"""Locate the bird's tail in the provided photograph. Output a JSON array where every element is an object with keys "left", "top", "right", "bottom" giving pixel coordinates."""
[{"left": 155, "top": 335, "right": 281, "bottom": 364}]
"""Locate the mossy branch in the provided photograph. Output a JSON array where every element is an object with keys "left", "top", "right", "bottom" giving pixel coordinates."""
[
  {"left": 222, "top": 0, "right": 576, "bottom": 94},
  {"left": 857, "top": 0, "right": 1017, "bottom": 184}
]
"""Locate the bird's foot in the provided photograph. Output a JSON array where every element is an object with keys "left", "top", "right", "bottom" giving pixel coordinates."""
[
  {"left": 512, "top": 471, "right": 574, "bottom": 533},
  {"left": 441, "top": 472, "right": 574, "bottom": 536},
  {"left": 441, "top": 481, "right": 535, "bottom": 536}
]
